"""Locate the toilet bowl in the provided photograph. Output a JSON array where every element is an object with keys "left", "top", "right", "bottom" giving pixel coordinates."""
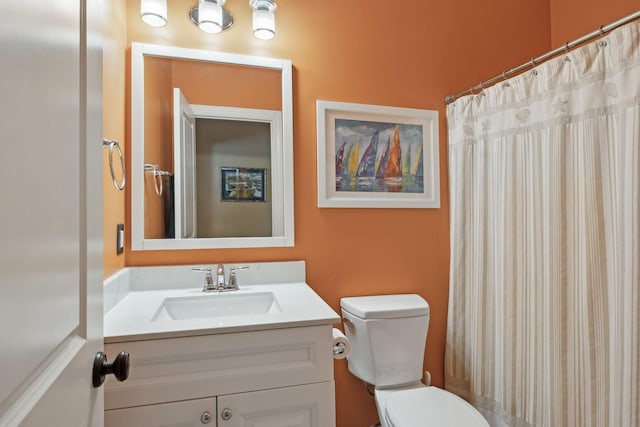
[
  {"left": 376, "top": 384, "right": 488, "bottom": 427},
  {"left": 340, "top": 294, "right": 488, "bottom": 427}
]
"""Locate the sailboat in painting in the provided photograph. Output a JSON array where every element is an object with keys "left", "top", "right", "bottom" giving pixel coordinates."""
[
  {"left": 355, "top": 130, "right": 379, "bottom": 189},
  {"left": 336, "top": 142, "right": 347, "bottom": 188},
  {"left": 376, "top": 136, "right": 390, "bottom": 179},
  {"left": 383, "top": 125, "right": 403, "bottom": 188},
  {"left": 335, "top": 141, "right": 346, "bottom": 179},
  {"left": 411, "top": 144, "right": 423, "bottom": 178},
  {"left": 347, "top": 139, "right": 360, "bottom": 176}
]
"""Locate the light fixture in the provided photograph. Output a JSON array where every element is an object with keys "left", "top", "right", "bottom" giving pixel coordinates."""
[
  {"left": 141, "top": 0, "right": 278, "bottom": 40},
  {"left": 250, "top": 0, "right": 277, "bottom": 40},
  {"left": 140, "top": 0, "right": 167, "bottom": 27},
  {"left": 188, "top": 0, "right": 234, "bottom": 33}
]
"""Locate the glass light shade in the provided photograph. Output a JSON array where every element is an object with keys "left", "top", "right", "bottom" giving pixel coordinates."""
[
  {"left": 140, "top": 0, "right": 167, "bottom": 27},
  {"left": 253, "top": 8, "right": 275, "bottom": 40},
  {"left": 199, "top": 0, "right": 224, "bottom": 34}
]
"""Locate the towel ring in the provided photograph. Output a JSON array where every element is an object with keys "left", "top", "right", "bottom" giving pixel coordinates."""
[
  {"left": 153, "top": 167, "right": 163, "bottom": 196},
  {"left": 102, "top": 139, "right": 125, "bottom": 191},
  {"left": 144, "top": 163, "right": 164, "bottom": 196}
]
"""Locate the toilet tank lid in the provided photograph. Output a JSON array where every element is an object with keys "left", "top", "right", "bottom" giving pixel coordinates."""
[{"left": 340, "top": 294, "right": 429, "bottom": 319}]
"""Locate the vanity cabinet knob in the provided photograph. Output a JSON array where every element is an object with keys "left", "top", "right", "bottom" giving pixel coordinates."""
[
  {"left": 92, "top": 351, "right": 130, "bottom": 387},
  {"left": 220, "top": 408, "right": 232, "bottom": 421},
  {"left": 200, "top": 411, "right": 212, "bottom": 424}
]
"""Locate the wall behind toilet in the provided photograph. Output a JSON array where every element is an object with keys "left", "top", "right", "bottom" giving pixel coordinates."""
[{"left": 102, "top": 0, "right": 637, "bottom": 425}]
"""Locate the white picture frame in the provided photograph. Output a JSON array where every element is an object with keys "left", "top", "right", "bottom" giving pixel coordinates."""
[{"left": 316, "top": 100, "right": 440, "bottom": 208}]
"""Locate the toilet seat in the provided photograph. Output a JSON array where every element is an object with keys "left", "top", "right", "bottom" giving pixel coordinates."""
[{"left": 383, "top": 386, "right": 489, "bottom": 427}]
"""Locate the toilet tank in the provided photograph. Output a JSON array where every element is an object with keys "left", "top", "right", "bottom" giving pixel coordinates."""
[{"left": 340, "top": 294, "right": 429, "bottom": 389}]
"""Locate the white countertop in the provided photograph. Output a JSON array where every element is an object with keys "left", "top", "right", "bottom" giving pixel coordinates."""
[{"left": 104, "top": 262, "right": 340, "bottom": 343}]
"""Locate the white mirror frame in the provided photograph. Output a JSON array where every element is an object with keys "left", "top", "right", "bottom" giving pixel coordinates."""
[{"left": 130, "top": 42, "right": 294, "bottom": 250}]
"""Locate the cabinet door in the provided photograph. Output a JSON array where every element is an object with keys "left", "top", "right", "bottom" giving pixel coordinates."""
[
  {"left": 218, "top": 382, "right": 335, "bottom": 427},
  {"left": 105, "top": 397, "right": 216, "bottom": 427}
]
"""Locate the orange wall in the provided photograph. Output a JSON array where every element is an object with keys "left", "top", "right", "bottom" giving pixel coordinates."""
[
  {"left": 106, "top": 1, "right": 551, "bottom": 426},
  {"left": 171, "top": 59, "right": 282, "bottom": 109},
  {"left": 103, "top": 0, "right": 127, "bottom": 278},
  {"left": 550, "top": 0, "right": 637, "bottom": 45}
]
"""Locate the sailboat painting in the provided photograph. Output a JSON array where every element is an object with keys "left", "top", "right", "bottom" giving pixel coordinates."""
[
  {"left": 334, "top": 119, "right": 424, "bottom": 193},
  {"left": 317, "top": 100, "right": 439, "bottom": 208}
]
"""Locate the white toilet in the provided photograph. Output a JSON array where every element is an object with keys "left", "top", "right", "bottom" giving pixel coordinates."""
[{"left": 340, "top": 294, "right": 489, "bottom": 427}]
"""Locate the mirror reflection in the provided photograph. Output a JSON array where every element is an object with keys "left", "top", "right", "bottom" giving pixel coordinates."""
[
  {"left": 195, "top": 118, "right": 272, "bottom": 239},
  {"left": 131, "top": 43, "right": 294, "bottom": 250}
]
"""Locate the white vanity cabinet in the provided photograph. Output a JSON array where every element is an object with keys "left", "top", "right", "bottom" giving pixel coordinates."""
[{"left": 104, "top": 325, "right": 336, "bottom": 427}]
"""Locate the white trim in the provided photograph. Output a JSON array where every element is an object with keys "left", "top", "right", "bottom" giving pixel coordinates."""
[
  {"left": 131, "top": 42, "right": 145, "bottom": 250},
  {"left": 140, "top": 235, "right": 291, "bottom": 250},
  {"left": 130, "top": 43, "right": 294, "bottom": 250},
  {"left": 281, "top": 61, "right": 294, "bottom": 244},
  {"left": 135, "top": 43, "right": 287, "bottom": 71}
]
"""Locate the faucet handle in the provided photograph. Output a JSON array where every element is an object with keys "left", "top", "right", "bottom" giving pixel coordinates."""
[
  {"left": 227, "top": 266, "right": 249, "bottom": 290},
  {"left": 192, "top": 267, "right": 214, "bottom": 291}
]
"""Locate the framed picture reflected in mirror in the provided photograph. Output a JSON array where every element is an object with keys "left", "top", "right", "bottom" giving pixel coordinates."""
[{"left": 221, "top": 167, "right": 267, "bottom": 202}]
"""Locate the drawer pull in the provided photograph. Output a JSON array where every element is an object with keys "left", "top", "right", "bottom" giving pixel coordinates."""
[
  {"left": 220, "top": 408, "right": 232, "bottom": 421},
  {"left": 200, "top": 411, "right": 212, "bottom": 424}
]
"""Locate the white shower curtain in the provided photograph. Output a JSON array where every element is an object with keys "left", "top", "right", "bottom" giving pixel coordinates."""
[{"left": 446, "top": 22, "right": 640, "bottom": 427}]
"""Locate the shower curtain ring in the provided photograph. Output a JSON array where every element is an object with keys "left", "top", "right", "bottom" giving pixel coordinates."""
[
  {"left": 501, "top": 71, "right": 511, "bottom": 87},
  {"left": 563, "top": 42, "right": 572, "bottom": 62},
  {"left": 530, "top": 57, "right": 539, "bottom": 75},
  {"left": 598, "top": 26, "right": 608, "bottom": 46}
]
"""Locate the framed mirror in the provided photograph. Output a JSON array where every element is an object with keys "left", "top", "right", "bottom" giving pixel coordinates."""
[{"left": 131, "top": 43, "right": 294, "bottom": 250}]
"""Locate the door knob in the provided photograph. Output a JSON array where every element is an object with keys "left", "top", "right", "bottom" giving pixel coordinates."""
[{"left": 92, "top": 351, "right": 130, "bottom": 387}]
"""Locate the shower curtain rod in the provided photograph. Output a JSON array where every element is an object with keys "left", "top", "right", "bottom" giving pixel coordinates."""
[{"left": 444, "top": 9, "right": 640, "bottom": 104}]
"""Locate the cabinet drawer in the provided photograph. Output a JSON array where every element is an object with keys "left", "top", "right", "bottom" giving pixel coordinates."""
[
  {"left": 105, "top": 325, "right": 334, "bottom": 410},
  {"left": 105, "top": 397, "right": 216, "bottom": 427}
]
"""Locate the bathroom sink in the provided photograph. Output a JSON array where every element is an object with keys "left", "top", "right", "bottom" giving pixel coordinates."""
[{"left": 151, "top": 291, "right": 281, "bottom": 321}]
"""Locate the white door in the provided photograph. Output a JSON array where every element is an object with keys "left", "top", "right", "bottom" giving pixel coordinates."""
[
  {"left": 0, "top": 0, "right": 104, "bottom": 426},
  {"left": 173, "top": 88, "right": 197, "bottom": 239}
]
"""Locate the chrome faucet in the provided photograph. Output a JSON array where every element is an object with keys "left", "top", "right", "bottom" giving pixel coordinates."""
[
  {"left": 192, "top": 266, "right": 224, "bottom": 292},
  {"left": 215, "top": 264, "right": 226, "bottom": 289},
  {"left": 192, "top": 264, "right": 249, "bottom": 292}
]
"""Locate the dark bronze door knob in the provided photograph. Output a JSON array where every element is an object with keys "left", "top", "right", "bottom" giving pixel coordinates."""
[{"left": 92, "top": 351, "right": 130, "bottom": 387}]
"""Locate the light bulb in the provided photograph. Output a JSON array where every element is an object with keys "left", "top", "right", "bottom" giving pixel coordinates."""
[
  {"left": 199, "top": 0, "right": 224, "bottom": 34},
  {"left": 253, "top": 6, "right": 276, "bottom": 40},
  {"left": 140, "top": 0, "right": 167, "bottom": 27}
]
